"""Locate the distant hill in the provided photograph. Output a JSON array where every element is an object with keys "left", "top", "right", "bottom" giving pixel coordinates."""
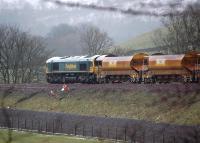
[{"left": 119, "top": 27, "right": 167, "bottom": 52}]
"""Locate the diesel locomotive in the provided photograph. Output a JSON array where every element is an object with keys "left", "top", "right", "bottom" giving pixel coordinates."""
[{"left": 46, "top": 51, "right": 200, "bottom": 83}]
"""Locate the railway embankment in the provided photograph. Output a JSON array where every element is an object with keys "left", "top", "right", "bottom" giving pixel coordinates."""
[{"left": 0, "top": 83, "right": 200, "bottom": 125}]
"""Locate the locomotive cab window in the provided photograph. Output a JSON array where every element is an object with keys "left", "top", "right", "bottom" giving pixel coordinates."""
[
  {"left": 80, "top": 63, "right": 87, "bottom": 71},
  {"left": 53, "top": 63, "right": 59, "bottom": 71}
]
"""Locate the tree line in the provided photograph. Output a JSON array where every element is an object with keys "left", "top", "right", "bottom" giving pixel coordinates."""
[
  {"left": 153, "top": 5, "right": 200, "bottom": 54},
  {"left": 0, "top": 25, "right": 51, "bottom": 84},
  {"left": 1, "top": 4, "right": 199, "bottom": 84},
  {"left": 80, "top": 4, "right": 200, "bottom": 56}
]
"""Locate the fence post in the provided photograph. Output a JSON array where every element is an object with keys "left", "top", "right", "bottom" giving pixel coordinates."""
[
  {"left": 52, "top": 120, "right": 55, "bottom": 134},
  {"left": 11, "top": 117, "right": 13, "bottom": 128},
  {"left": 38, "top": 120, "right": 40, "bottom": 133},
  {"left": 31, "top": 120, "right": 33, "bottom": 131},
  {"left": 82, "top": 125, "right": 85, "bottom": 136},
  {"left": 134, "top": 133, "right": 136, "bottom": 143},
  {"left": 124, "top": 128, "right": 127, "bottom": 141},
  {"left": 74, "top": 125, "right": 77, "bottom": 135},
  {"left": 196, "top": 129, "right": 199, "bottom": 143},
  {"left": 91, "top": 126, "right": 93, "bottom": 137},
  {"left": 107, "top": 127, "right": 110, "bottom": 139},
  {"left": 24, "top": 119, "right": 27, "bottom": 130},
  {"left": 45, "top": 121, "right": 48, "bottom": 133},
  {"left": 17, "top": 117, "right": 19, "bottom": 130},
  {"left": 60, "top": 122, "right": 62, "bottom": 133},
  {"left": 0, "top": 114, "right": 1, "bottom": 127},
  {"left": 162, "top": 132, "right": 165, "bottom": 143},
  {"left": 143, "top": 130, "right": 145, "bottom": 143},
  {"left": 115, "top": 127, "right": 118, "bottom": 141},
  {"left": 153, "top": 133, "right": 155, "bottom": 143},
  {"left": 100, "top": 127, "right": 102, "bottom": 138},
  {"left": 173, "top": 136, "right": 176, "bottom": 143}
]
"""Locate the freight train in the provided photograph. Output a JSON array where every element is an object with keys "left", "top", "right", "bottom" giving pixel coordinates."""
[{"left": 46, "top": 51, "right": 200, "bottom": 84}]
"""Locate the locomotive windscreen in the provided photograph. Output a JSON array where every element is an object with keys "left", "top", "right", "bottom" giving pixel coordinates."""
[
  {"left": 80, "top": 63, "right": 87, "bottom": 71},
  {"left": 53, "top": 63, "right": 59, "bottom": 71}
]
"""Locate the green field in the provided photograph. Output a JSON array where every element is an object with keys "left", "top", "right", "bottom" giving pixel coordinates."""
[
  {"left": 1, "top": 84, "right": 200, "bottom": 125},
  {"left": 0, "top": 129, "right": 112, "bottom": 143}
]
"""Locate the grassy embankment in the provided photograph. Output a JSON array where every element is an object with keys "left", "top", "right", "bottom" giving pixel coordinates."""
[
  {"left": 0, "top": 129, "right": 111, "bottom": 143},
  {"left": 1, "top": 83, "right": 200, "bottom": 125}
]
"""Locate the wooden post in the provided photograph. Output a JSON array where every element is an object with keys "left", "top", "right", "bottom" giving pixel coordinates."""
[
  {"left": 38, "top": 120, "right": 40, "bottom": 132},
  {"left": 52, "top": 120, "right": 55, "bottom": 134},
  {"left": 45, "top": 121, "right": 48, "bottom": 133},
  {"left": 82, "top": 125, "right": 85, "bottom": 136},
  {"left": 173, "top": 136, "right": 176, "bottom": 143},
  {"left": 31, "top": 120, "right": 33, "bottom": 131},
  {"left": 100, "top": 127, "right": 102, "bottom": 138},
  {"left": 11, "top": 117, "right": 13, "bottom": 128},
  {"left": 143, "top": 130, "right": 145, "bottom": 143},
  {"left": 24, "top": 119, "right": 27, "bottom": 129},
  {"left": 74, "top": 125, "right": 77, "bottom": 135},
  {"left": 107, "top": 127, "right": 110, "bottom": 138},
  {"left": 153, "top": 133, "right": 155, "bottom": 143},
  {"left": 17, "top": 117, "right": 19, "bottom": 130},
  {"left": 134, "top": 134, "right": 136, "bottom": 143},
  {"left": 162, "top": 133, "right": 165, "bottom": 143},
  {"left": 124, "top": 128, "right": 127, "bottom": 141},
  {"left": 91, "top": 126, "right": 93, "bottom": 137},
  {"left": 60, "top": 122, "right": 62, "bottom": 133},
  {"left": 115, "top": 127, "right": 118, "bottom": 141}
]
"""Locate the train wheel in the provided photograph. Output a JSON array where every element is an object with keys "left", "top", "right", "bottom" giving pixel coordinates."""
[
  {"left": 105, "top": 78, "right": 109, "bottom": 83},
  {"left": 152, "top": 77, "right": 156, "bottom": 84},
  {"left": 130, "top": 78, "right": 136, "bottom": 83},
  {"left": 144, "top": 78, "right": 150, "bottom": 84}
]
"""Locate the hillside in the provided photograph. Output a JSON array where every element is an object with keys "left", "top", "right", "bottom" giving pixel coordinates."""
[
  {"left": 1, "top": 83, "right": 200, "bottom": 125},
  {"left": 119, "top": 27, "right": 167, "bottom": 51}
]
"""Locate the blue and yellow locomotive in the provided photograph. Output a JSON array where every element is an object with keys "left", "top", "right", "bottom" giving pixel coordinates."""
[{"left": 46, "top": 55, "right": 100, "bottom": 83}]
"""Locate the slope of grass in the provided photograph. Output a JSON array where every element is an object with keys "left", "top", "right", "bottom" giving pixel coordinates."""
[
  {"left": 0, "top": 129, "right": 112, "bottom": 143},
  {"left": 120, "top": 27, "right": 167, "bottom": 50},
  {"left": 1, "top": 84, "right": 200, "bottom": 125}
]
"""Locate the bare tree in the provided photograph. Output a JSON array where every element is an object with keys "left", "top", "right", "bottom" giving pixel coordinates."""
[
  {"left": 109, "top": 45, "right": 128, "bottom": 56},
  {"left": 0, "top": 25, "right": 51, "bottom": 84},
  {"left": 153, "top": 5, "right": 200, "bottom": 54},
  {"left": 80, "top": 25, "right": 113, "bottom": 56}
]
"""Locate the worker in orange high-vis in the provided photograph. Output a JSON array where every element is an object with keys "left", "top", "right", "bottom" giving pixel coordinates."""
[
  {"left": 61, "top": 84, "right": 70, "bottom": 92},
  {"left": 64, "top": 84, "right": 70, "bottom": 92},
  {"left": 60, "top": 84, "right": 70, "bottom": 100}
]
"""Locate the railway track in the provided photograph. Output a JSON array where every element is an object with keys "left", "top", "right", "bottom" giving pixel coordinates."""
[
  {"left": 0, "top": 83, "right": 62, "bottom": 93},
  {"left": 0, "top": 82, "right": 199, "bottom": 97},
  {"left": 0, "top": 82, "right": 200, "bottom": 95}
]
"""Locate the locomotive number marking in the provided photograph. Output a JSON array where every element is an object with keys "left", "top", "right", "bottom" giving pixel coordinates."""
[
  {"left": 156, "top": 59, "right": 166, "bottom": 65},
  {"left": 65, "top": 64, "right": 76, "bottom": 70}
]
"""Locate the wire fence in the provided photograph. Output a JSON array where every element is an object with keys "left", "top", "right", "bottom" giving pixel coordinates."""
[{"left": 0, "top": 109, "right": 199, "bottom": 143}]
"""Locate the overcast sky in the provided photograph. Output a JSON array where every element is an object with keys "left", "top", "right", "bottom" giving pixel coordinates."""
[{"left": 0, "top": 0, "right": 198, "bottom": 43}]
